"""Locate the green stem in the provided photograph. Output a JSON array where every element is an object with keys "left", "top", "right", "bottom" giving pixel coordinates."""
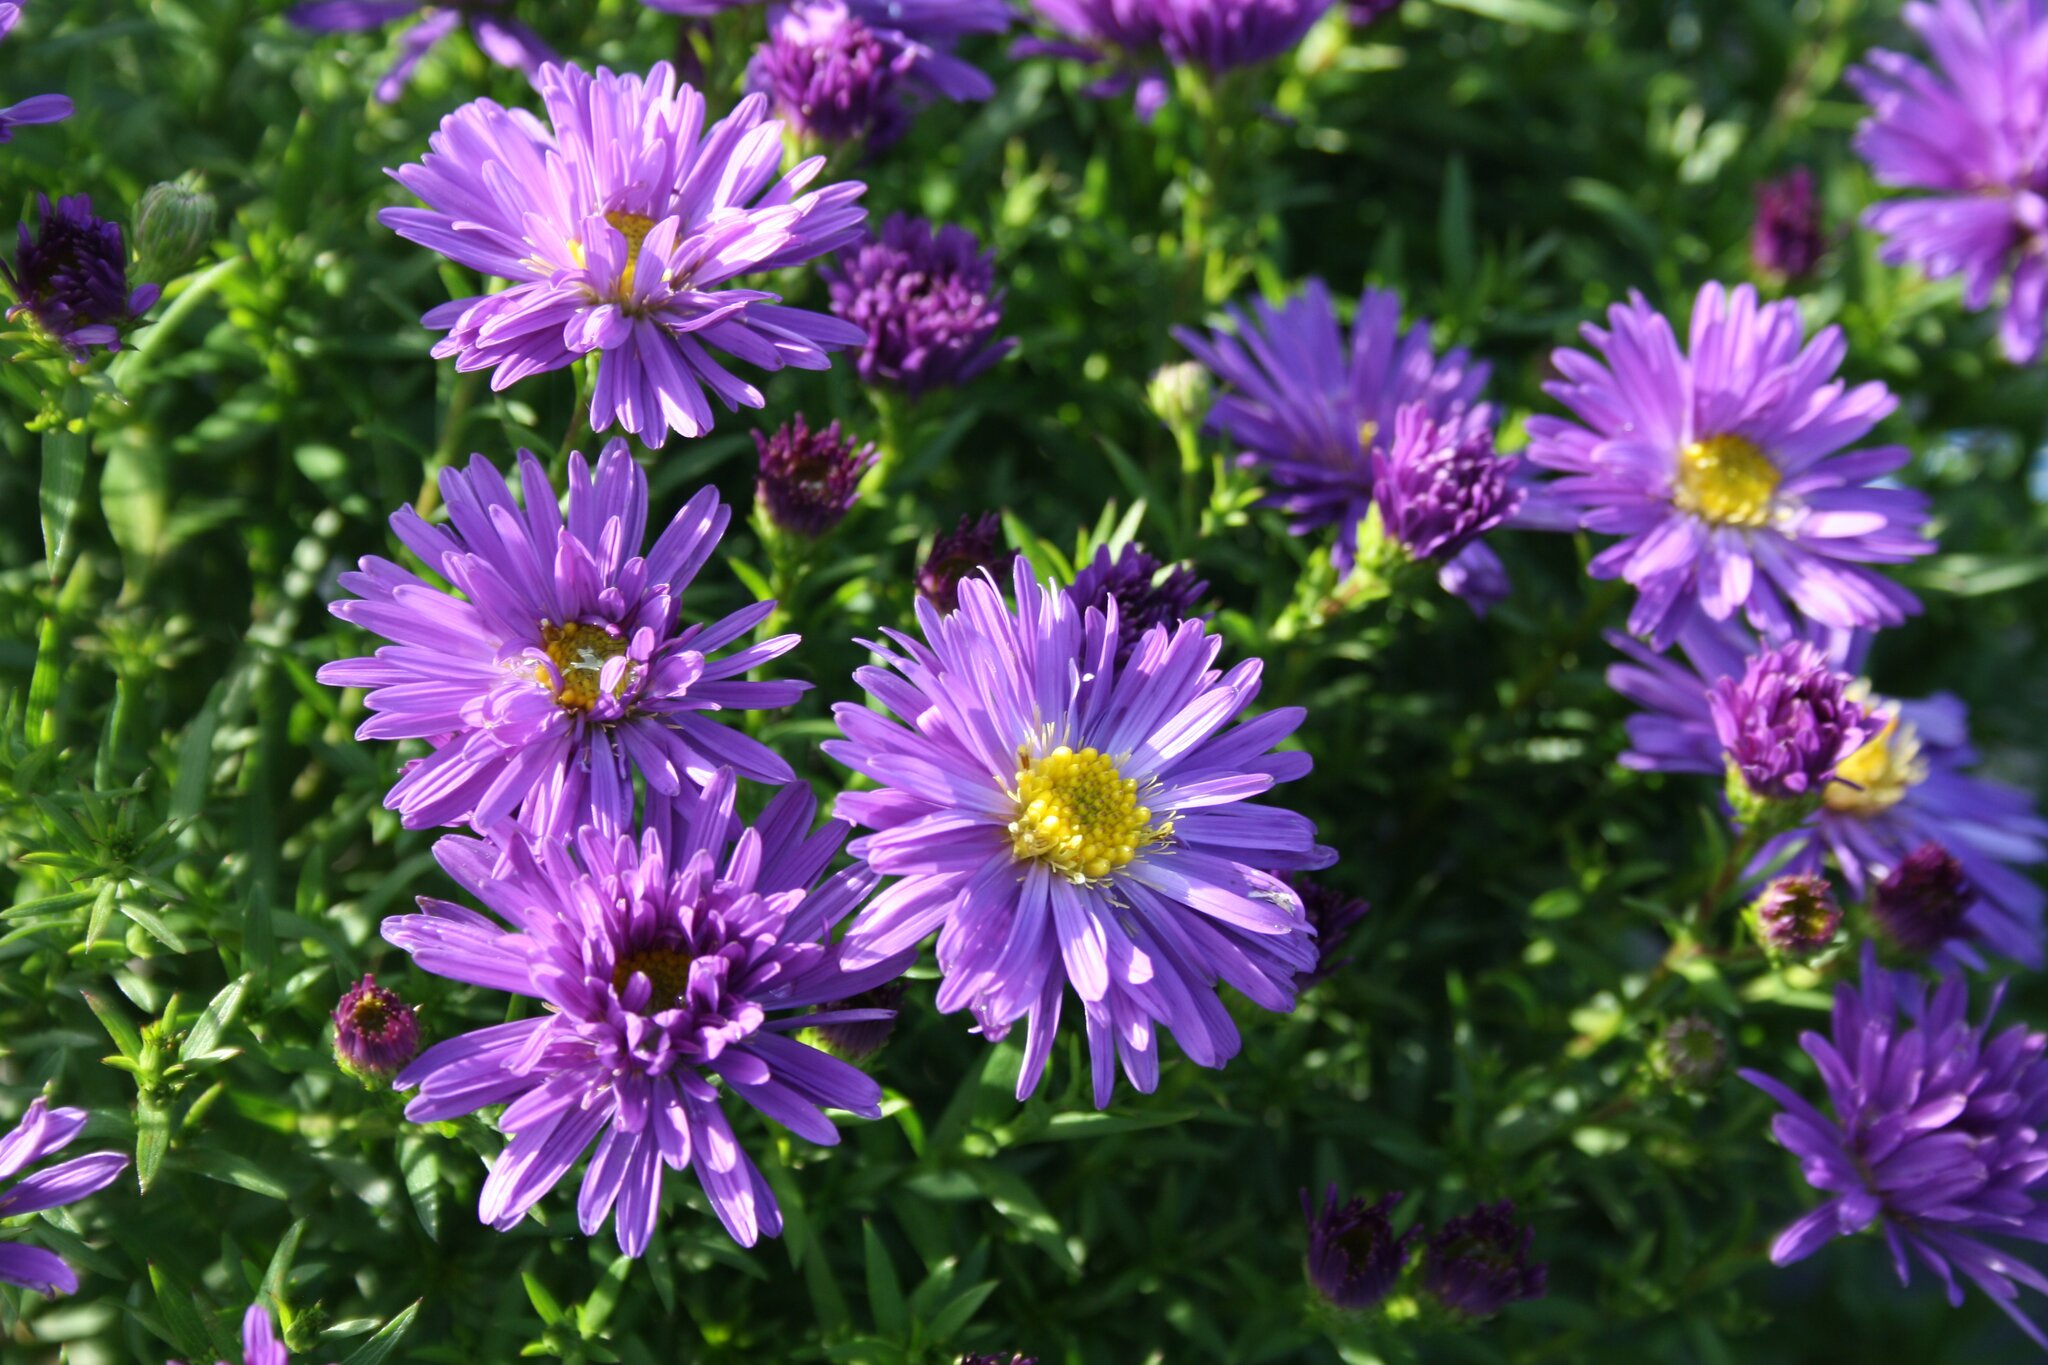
[{"left": 415, "top": 367, "right": 483, "bottom": 520}]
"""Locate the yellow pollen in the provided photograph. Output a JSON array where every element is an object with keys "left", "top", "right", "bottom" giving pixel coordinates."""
[
  {"left": 1673, "top": 434, "right": 1781, "bottom": 527},
  {"left": 1008, "top": 744, "right": 1169, "bottom": 883},
  {"left": 1826, "top": 709, "right": 1929, "bottom": 815},
  {"left": 535, "top": 621, "right": 631, "bottom": 712},
  {"left": 613, "top": 948, "right": 695, "bottom": 1010},
  {"left": 1357, "top": 419, "right": 1380, "bottom": 455},
  {"left": 605, "top": 211, "right": 656, "bottom": 295},
  {"left": 350, "top": 995, "right": 390, "bottom": 1034}
]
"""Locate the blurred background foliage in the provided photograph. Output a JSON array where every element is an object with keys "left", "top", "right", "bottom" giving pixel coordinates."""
[{"left": 0, "top": 0, "right": 2044, "bottom": 1361}]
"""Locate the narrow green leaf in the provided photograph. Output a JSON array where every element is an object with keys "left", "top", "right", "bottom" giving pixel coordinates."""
[
  {"left": 523, "top": 1272, "right": 565, "bottom": 1326},
  {"left": 862, "top": 1221, "right": 906, "bottom": 1340},
  {"left": 148, "top": 1264, "right": 220, "bottom": 1363},
  {"left": 82, "top": 989, "right": 143, "bottom": 1062},
  {"left": 39, "top": 422, "right": 89, "bottom": 576},
  {"left": 179, "top": 974, "right": 251, "bottom": 1064},
  {"left": 398, "top": 1133, "right": 441, "bottom": 1241},
  {"left": 335, "top": 1301, "right": 422, "bottom": 1365},
  {"left": 136, "top": 1097, "right": 172, "bottom": 1193}
]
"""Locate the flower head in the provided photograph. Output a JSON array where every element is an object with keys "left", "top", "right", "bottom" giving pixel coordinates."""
[
  {"left": 1748, "top": 873, "right": 1843, "bottom": 958},
  {"left": 0, "top": 5, "right": 72, "bottom": 141},
  {"left": 827, "top": 560, "right": 1333, "bottom": 1107},
  {"left": 1707, "top": 640, "right": 1874, "bottom": 803},
  {"left": 1872, "top": 842, "right": 1975, "bottom": 955},
  {"left": 380, "top": 62, "right": 868, "bottom": 448},
  {"left": 4, "top": 194, "right": 161, "bottom": 358},
  {"left": 384, "top": 772, "right": 906, "bottom": 1252},
  {"left": 750, "top": 2, "right": 911, "bottom": 147},
  {"left": 1419, "top": 1201, "right": 1547, "bottom": 1320},
  {"left": 1291, "top": 873, "right": 1369, "bottom": 986},
  {"left": 1065, "top": 543, "right": 1208, "bottom": 668},
  {"left": 916, "top": 512, "right": 1014, "bottom": 612},
  {"left": 1174, "top": 281, "right": 1494, "bottom": 576},
  {"left": 1742, "top": 946, "right": 2048, "bottom": 1346},
  {"left": 1303, "top": 1185, "right": 1416, "bottom": 1311},
  {"left": 823, "top": 214, "right": 1016, "bottom": 397},
  {"left": 0, "top": 1097, "right": 128, "bottom": 1296},
  {"left": 1529, "top": 283, "right": 1932, "bottom": 646},
  {"left": 289, "top": 0, "right": 554, "bottom": 103},
  {"left": 754, "top": 414, "right": 878, "bottom": 537},
  {"left": 1650, "top": 1013, "right": 1727, "bottom": 1091},
  {"left": 1371, "top": 405, "right": 1524, "bottom": 565},
  {"left": 1018, "top": 0, "right": 1336, "bottom": 119},
  {"left": 1752, "top": 168, "right": 1826, "bottom": 281},
  {"left": 1850, "top": 0, "right": 2048, "bottom": 362},
  {"left": 652, "top": 0, "right": 1011, "bottom": 100},
  {"left": 332, "top": 975, "right": 421, "bottom": 1083},
  {"left": 318, "top": 442, "right": 805, "bottom": 841}
]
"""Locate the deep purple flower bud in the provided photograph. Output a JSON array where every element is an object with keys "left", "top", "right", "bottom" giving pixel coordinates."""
[
  {"left": 958, "top": 1355, "right": 1036, "bottom": 1365},
  {"left": 1708, "top": 642, "right": 1873, "bottom": 803},
  {"left": 332, "top": 974, "right": 420, "bottom": 1083},
  {"left": 1650, "top": 1013, "right": 1726, "bottom": 1090},
  {"left": 1871, "top": 842, "right": 1974, "bottom": 955},
  {"left": 1370, "top": 405, "right": 1524, "bottom": 564},
  {"left": 1752, "top": 168, "right": 1826, "bottom": 282},
  {"left": 754, "top": 414, "right": 878, "bottom": 538},
  {"left": 1304, "top": 1185, "right": 1416, "bottom": 1310},
  {"left": 1291, "top": 874, "right": 1369, "bottom": 986},
  {"left": 1157, "top": 0, "right": 1336, "bottom": 73},
  {"left": 1749, "top": 874, "right": 1842, "bottom": 958},
  {"left": 1065, "top": 544, "right": 1208, "bottom": 666},
  {"left": 823, "top": 214, "right": 1018, "bottom": 398},
  {"left": 809, "top": 980, "right": 905, "bottom": 1062},
  {"left": 750, "top": 1, "right": 909, "bottom": 147},
  {"left": 1419, "top": 1200, "right": 1547, "bottom": 1320},
  {"left": 917, "top": 512, "right": 1014, "bottom": 611},
  {"left": 4, "top": 194, "right": 161, "bottom": 358},
  {"left": 1349, "top": 0, "right": 1401, "bottom": 25}
]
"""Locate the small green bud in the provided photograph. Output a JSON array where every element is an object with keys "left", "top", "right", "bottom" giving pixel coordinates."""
[
  {"left": 133, "top": 174, "right": 216, "bottom": 284},
  {"left": 1146, "top": 360, "right": 1211, "bottom": 433},
  {"left": 1649, "top": 1013, "right": 1727, "bottom": 1091}
]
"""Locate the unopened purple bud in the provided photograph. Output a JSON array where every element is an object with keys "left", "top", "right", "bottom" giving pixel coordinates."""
[
  {"left": 1370, "top": 405, "right": 1522, "bottom": 564},
  {"left": 755, "top": 414, "right": 878, "bottom": 537},
  {"left": 823, "top": 214, "right": 1017, "bottom": 398},
  {"left": 1291, "top": 874, "right": 1369, "bottom": 987},
  {"left": 749, "top": 0, "right": 909, "bottom": 146},
  {"left": 332, "top": 974, "right": 420, "bottom": 1083},
  {"left": 1871, "top": 843, "right": 1973, "bottom": 955},
  {"left": 1419, "top": 1200, "right": 1547, "bottom": 1320},
  {"left": 4, "top": 194, "right": 161, "bottom": 358},
  {"left": 1749, "top": 874, "right": 1842, "bottom": 958},
  {"left": 917, "top": 511, "right": 1014, "bottom": 612},
  {"left": 1304, "top": 1185, "right": 1416, "bottom": 1310},
  {"left": 1065, "top": 544, "right": 1208, "bottom": 667},
  {"left": 1708, "top": 642, "right": 1873, "bottom": 803},
  {"left": 1752, "top": 168, "right": 1826, "bottom": 281}
]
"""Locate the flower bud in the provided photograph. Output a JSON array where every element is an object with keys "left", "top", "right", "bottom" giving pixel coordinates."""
[
  {"left": 133, "top": 174, "right": 216, "bottom": 283},
  {"left": 332, "top": 974, "right": 420, "bottom": 1085},
  {"left": 1650, "top": 1013, "right": 1726, "bottom": 1091},
  {"left": 1146, "top": 360, "right": 1212, "bottom": 434},
  {"left": 1304, "top": 1185, "right": 1416, "bottom": 1311},
  {"left": 1871, "top": 843, "right": 1973, "bottom": 955},
  {"left": 1748, "top": 873, "right": 1842, "bottom": 959},
  {"left": 1419, "top": 1201, "right": 1547, "bottom": 1320}
]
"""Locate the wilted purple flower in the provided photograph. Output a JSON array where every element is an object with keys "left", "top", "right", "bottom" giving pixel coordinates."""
[
  {"left": 1742, "top": 946, "right": 2048, "bottom": 1346},
  {"left": 827, "top": 561, "right": 1334, "bottom": 1107},
  {"left": 1018, "top": 0, "right": 1337, "bottom": 120},
  {"left": 1850, "top": 0, "right": 2048, "bottom": 363},
  {"left": 1707, "top": 640, "right": 1874, "bottom": 803},
  {"left": 1419, "top": 1201, "right": 1547, "bottom": 1319},
  {"left": 332, "top": 974, "right": 421, "bottom": 1083},
  {"left": 1529, "top": 282, "right": 1932, "bottom": 647},
  {"left": 1872, "top": 842, "right": 1975, "bottom": 955},
  {"left": 749, "top": 2, "right": 910, "bottom": 146},
  {"left": 1752, "top": 168, "right": 1826, "bottom": 281},
  {"left": 0, "top": 1098, "right": 128, "bottom": 1296},
  {"left": 385, "top": 773, "right": 906, "bottom": 1252},
  {"left": 0, "top": 5, "right": 71, "bottom": 142},
  {"left": 917, "top": 512, "right": 1014, "bottom": 611},
  {"left": 288, "top": 0, "right": 554, "bottom": 103},
  {"left": 1066, "top": 543, "right": 1208, "bottom": 667},
  {"left": 168, "top": 1304, "right": 326, "bottom": 1365},
  {"left": 808, "top": 980, "right": 905, "bottom": 1061},
  {"left": 1371, "top": 405, "right": 1524, "bottom": 565},
  {"left": 1303, "top": 1185, "right": 1415, "bottom": 1310},
  {"left": 380, "top": 62, "right": 868, "bottom": 448},
  {"left": 754, "top": 414, "right": 878, "bottom": 537},
  {"left": 1292, "top": 873, "right": 1369, "bottom": 986},
  {"left": 1749, "top": 873, "right": 1843, "bottom": 958},
  {"left": 823, "top": 214, "right": 1016, "bottom": 397},
  {"left": 318, "top": 442, "right": 805, "bottom": 841},
  {"left": 3, "top": 194, "right": 161, "bottom": 358}
]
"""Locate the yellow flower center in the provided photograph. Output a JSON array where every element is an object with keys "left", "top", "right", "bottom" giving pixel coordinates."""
[
  {"left": 1357, "top": 419, "right": 1380, "bottom": 455},
  {"left": 535, "top": 621, "right": 631, "bottom": 712},
  {"left": 1673, "top": 434, "right": 1780, "bottom": 527},
  {"left": 1008, "top": 744, "right": 1169, "bottom": 882},
  {"left": 350, "top": 995, "right": 390, "bottom": 1034},
  {"left": 563, "top": 211, "right": 659, "bottom": 297},
  {"left": 1825, "top": 710, "right": 1928, "bottom": 815},
  {"left": 613, "top": 948, "right": 695, "bottom": 1010}
]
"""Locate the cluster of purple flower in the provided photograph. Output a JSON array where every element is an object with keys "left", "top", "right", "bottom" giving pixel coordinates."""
[{"left": 1303, "top": 1186, "right": 1546, "bottom": 1320}]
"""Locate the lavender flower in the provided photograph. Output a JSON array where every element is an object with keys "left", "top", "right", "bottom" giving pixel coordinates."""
[
  {"left": 1850, "top": 0, "right": 2048, "bottom": 362},
  {"left": 1066, "top": 543, "right": 1208, "bottom": 668},
  {"left": 749, "top": 2, "right": 910, "bottom": 146},
  {"left": 318, "top": 442, "right": 805, "bottom": 841},
  {"left": 0, "top": 1098, "right": 128, "bottom": 1296},
  {"left": 1419, "top": 1201, "right": 1547, "bottom": 1320},
  {"left": 384, "top": 772, "right": 906, "bottom": 1252},
  {"left": 1370, "top": 405, "right": 1524, "bottom": 565},
  {"left": 1748, "top": 873, "right": 1842, "bottom": 958},
  {"left": 917, "top": 512, "right": 1014, "bottom": 611},
  {"left": 4, "top": 194, "right": 161, "bottom": 358},
  {"left": 754, "top": 414, "right": 878, "bottom": 537},
  {"left": 168, "top": 1304, "right": 323, "bottom": 1365},
  {"left": 332, "top": 974, "right": 421, "bottom": 1083},
  {"left": 826, "top": 561, "right": 1334, "bottom": 1107},
  {"left": 1292, "top": 873, "right": 1369, "bottom": 986},
  {"left": 1529, "top": 282, "right": 1933, "bottom": 646},
  {"left": 288, "top": 1, "right": 553, "bottom": 103},
  {"left": 1742, "top": 946, "right": 2048, "bottom": 1346},
  {"left": 1752, "top": 168, "right": 1826, "bottom": 281},
  {"left": 823, "top": 214, "right": 1016, "bottom": 397},
  {"left": 1707, "top": 640, "right": 1874, "bottom": 803},
  {"left": 380, "top": 62, "right": 868, "bottom": 448},
  {"left": 1303, "top": 1185, "right": 1416, "bottom": 1310},
  {"left": 0, "top": 5, "right": 71, "bottom": 141},
  {"left": 1872, "top": 842, "right": 1975, "bottom": 955},
  {"left": 1019, "top": 1, "right": 1337, "bottom": 119}
]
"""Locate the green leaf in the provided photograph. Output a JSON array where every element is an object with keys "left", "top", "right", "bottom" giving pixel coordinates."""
[
  {"left": 398, "top": 1133, "right": 441, "bottom": 1241},
  {"left": 82, "top": 989, "right": 143, "bottom": 1062},
  {"left": 1433, "top": 0, "right": 1583, "bottom": 29},
  {"left": 923, "top": 1279, "right": 999, "bottom": 1343},
  {"left": 523, "top": 1271, "right": 566, "bottom": 1326},
  {"left": 148, "top": 1264, "right": 224, "bottom": 1363},
  {"left": 179, "top": 974, "right": 251, "bottom": 1064},
  {"left": 335, "top": 1301, "right": 422, "bottom": 1365},
  {"left": 136, "top": 1095, "right": 172, "bottom": 1193},
  {"left": 862, "top": 1221, "right": 906, "bottom": 1340},
  {"left": 39, "top": 421, "right": 90, "bottom": 576}
]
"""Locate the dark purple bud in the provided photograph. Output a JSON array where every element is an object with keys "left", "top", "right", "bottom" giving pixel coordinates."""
[
  {"left": 917, "top": 512, "right": 1014, "bottom": 612},
  {"left": 1370, "top": 405, "right": 1522, "bottom": 564},
  {"left": 332, "top": 974, "right": 420, "bottom": 1084},
  {"left": 1419, "top": 1200, "right": 1547, "bottom": 1320},
  {"left": 1752, "top": 168, "right": 1826, "bottom": 281},
  {"left": 4, "top": 194, "right": 161, "bottom": 358},
  {"left": 809, "top": 980, "right": 905, "bottom": 1062},
  {"left": 1065, "top": 543, "right": 1208, "bottom": 667},
  {"left": 1290, "top": 874, "right": 1369, "bottom": 987},
  {"left": 1871, "top": 843, "right": 1974, "bottom": 955},
  {"left": 1303, "top": 1185, "right": 1417, "bottom": 1311},
  {"left": 754, "top": 414, "right": 878, "bottom": 538},
  {"left": 749, "top": 0, "right": 910, "bottom": 147},
  {"left": 1708, "top": 642, "right": 1873, "bottom": 803},
  {"left": 1749, "top": 874, "right": 1842, "bottom": 958},
  {"left": 823, "top": 214, "right": 1017, "bottom": 398},
  {"left": 957, "top": 1355, "right": 1036, "bottom": 1365}
]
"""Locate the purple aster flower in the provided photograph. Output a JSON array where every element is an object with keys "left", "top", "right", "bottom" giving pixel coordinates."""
[
  {"left": 1018, "top": 0, "right": 1336, "bottom": 119},
  {"left": 1872, "top": 842, "right": 1976, "bottom": 955},
  {"left": 1291, "top": 873, "right": 1368, "bottom": 986},
  {"left": 288, "top": 1, "right": 554, "bottom": 104},
  {"left": 1530, "top": 282, "right": 1933, "bottom": 646},
  {"left": 384, "top": 772, "right": 907, "bottom": 1252},
  {"left": 749, "top": 2, "right": 912, "bottom": 147},
  {"left": 754, "top": 414, "right": 878, "bottom": 538},
  {"left": 0, "top": 1097, "right": 128, "bottom": 1296},
  {"left": 318, "top": 441, "right": 805, "bottom": 842},
  {"left": 332, "top": 974, "right": 421, "bottom": 1083},
  {"left": 822, "top": 214, "right": 1017, "bottom": 398},
  {"left": 917, "top": 512, "right": 1015, "bottom": 611},
  {"left": 1850, "top": 0, "right": 2048, "bottom": 363},
  {"left": 1606, "top": 620, "right": 2048, "bottom": 967},
  {"left": 1748, "top": 873, "right": 1843, "bottom": 958},
  {"left": 657, "top": 0, "right": 1009, "bottom": 94},
  {"left": 1371, "top": 405, "right": 1525, "bottom": 565},
  {"left": 0, "top": 5, "right": 71, "bottom": 141},
  {"left": 168, "top": 1304, "right": 325, "bottom": 1365},
  {"left": 1065, "top": 543, "right": 1209, "bottom": 668},
  {"left": 380, "top": 62, "right": 868, "bottom": 449},
  {"left": 1742, "top": 946, "right": 2048, "bottom": 1346},
  {"left": 1173, "top": 281, "right": 1496, "bottom": 577},
  {"left": 4, "top": 194, "right": 161, "bottom": 359},
  {"left": 1752, "top": 167, "right": 1826, "bottom": 281},
  {"left": 1707, "top": 640, "right": 1874, "bottom": 803},
  {"left": 1419, "top": 1200, "right": 1547, "bottom": 1320},
  {"left": 826, "top": 560, "right": 1335, "bottom": 1107},
  {"left": 1303, "top": 1185, "right": 1416, "bottom": 1310}
]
